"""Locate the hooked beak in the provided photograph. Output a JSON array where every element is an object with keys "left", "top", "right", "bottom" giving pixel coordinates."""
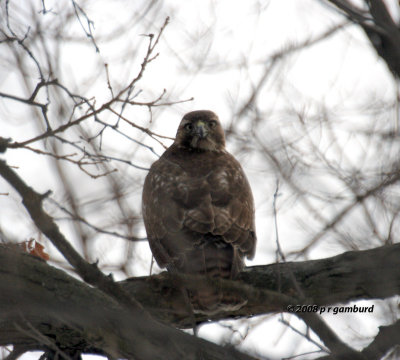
[{"left": 194, "top": 121, "right": 207, "bottom": 138}]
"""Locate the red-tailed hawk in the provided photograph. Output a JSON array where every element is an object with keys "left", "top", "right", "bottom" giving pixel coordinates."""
[{"left": 142, "top": 110, "right": 256, "bottom": 312}]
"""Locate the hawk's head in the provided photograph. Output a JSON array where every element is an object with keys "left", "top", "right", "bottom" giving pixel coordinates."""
[{"left": 175, "top": 110, "right": 226, "bottom": 152}]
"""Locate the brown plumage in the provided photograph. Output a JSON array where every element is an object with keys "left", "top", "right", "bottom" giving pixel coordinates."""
[{"left": 142, "top": 110, "right": 256, "bottom": 312}]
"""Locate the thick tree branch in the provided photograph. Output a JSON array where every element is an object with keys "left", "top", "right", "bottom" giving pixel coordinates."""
[
  {"left": 0, "top": 245, "right": 259, "bottom": 360},
  {"left": 118, "top": 243, "right": 400, "bottom": 326},
  {"left": 0, "top": 160, "right": 145, "bottom": 312},
  {"left": 0, "top": 242, "right": 399, "bottom": 358}
]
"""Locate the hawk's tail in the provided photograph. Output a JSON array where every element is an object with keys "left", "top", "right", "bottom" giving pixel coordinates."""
[{"left": 176, "top": 237, "right": 247, "bottom": 314}]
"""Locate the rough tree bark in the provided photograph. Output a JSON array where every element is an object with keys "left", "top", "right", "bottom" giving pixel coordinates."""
[
  {"left": 0, "top": 245, "right": 258, "bottom": 360},
  {"left": 1, "top": 242, "right": 400, "bottom": 359}
]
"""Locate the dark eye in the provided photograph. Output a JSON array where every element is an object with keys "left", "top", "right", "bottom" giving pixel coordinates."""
[
  {"left": 209, "top": 120, "right": 217, "bottom": 128},
  {"left": 185, "top": 123, "right": 193, "bottom": 131}
]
